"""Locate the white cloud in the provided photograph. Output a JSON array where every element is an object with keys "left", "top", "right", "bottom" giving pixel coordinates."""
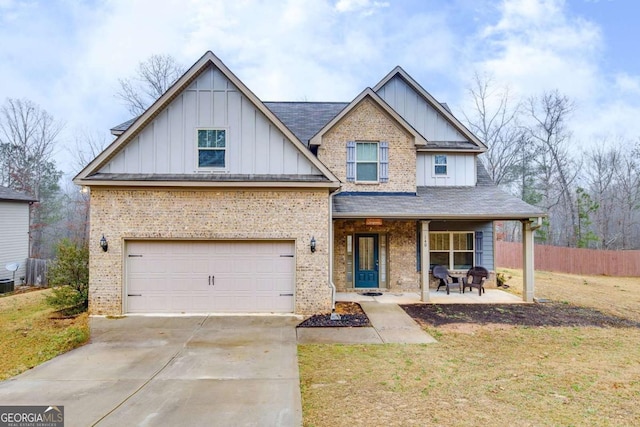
[
  {"left": 462, "top": 0, "right": 640, "bottom": 147},
  {"left": 614, "top": 73, "right": 640, "bottom": 96},
  {"left": 474, "top": 0, "right": 602, "bottom": 100},
  {"left": 334, "top": 0, "right": 389, "bottom": 15},
  {"left": 11, "top": 0, "right": 640, "bottom": 176}
]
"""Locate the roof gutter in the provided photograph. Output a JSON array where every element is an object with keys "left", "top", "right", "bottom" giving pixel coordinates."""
[
  {"left": 331, "top": 212, "right": 548, "bottom": 220},
  {"left": 74, "top": 180, "right": 341, "bottom": 190},
  {"left": 529, "top": 216, "right": 544, "bottom": 231}
]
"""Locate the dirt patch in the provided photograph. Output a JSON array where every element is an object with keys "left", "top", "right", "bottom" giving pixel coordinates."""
[
  {"left": 298, "top": 302, "right": 371, "bottom": 328},
  {"left": 401, "top": 302, "right": 640, "bottom": 329}
]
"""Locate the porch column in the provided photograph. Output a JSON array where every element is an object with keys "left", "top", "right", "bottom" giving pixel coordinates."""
[
  {"left": 420, "top": 220, "right": 431, "bottom": 302},
  {"left": 522, "top": 220, "right": 535, "bottom": 302}
]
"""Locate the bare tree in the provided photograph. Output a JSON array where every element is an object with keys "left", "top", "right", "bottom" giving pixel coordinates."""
[
  {"left": 70, "top": 128, "right": 110, "bottom": 174},
  {"left": 525, "top": 91, "right": 578, "bottom": 246},
  {"left": 52, "top": 128, "right": 111, "bottom": 246},
  {"left": 116, "top": 54, "right": 186, "bottom": 116},
  {"left": 612, "top": 141, "right": 640, "bottom": 249},
  {"left": 0, "top": 98, "right": 64, "bottom": 257},
  {"left": 582, "top": 142, "right": 620, "bottom": 248},
  {"left": 463, "top": 72, "right": 523, "bottom": 185}
]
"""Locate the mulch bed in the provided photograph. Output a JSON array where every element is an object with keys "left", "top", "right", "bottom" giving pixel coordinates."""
[
  {"left": 401, "top": 303, "right": 640, "bottom": 328},
  {"left": 298, "top": 302, "right": 371, "bottom": 328}
]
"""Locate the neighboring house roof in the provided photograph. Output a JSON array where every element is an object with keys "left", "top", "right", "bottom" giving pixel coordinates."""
[
  {"left": 332, "top": 161, "right": 546, "bottom": 220},
  {"left": 373, "top": 66, "right": 487, "bottom": 152},
  {"left": 0, "top": 187, "right": 37, "bottom": 203},
  {"left": 74, "top": 51, "right": 339, "bottom": 186},
  {"left": 308, "top": 88, "right": 429, "bottom": 146},
  {"left": 264, "top": 102, "right": 348, "bottom": 146}
]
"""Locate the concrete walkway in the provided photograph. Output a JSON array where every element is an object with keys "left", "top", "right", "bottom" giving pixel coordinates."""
[
  {"left": 296, "top": 301, "right": 436, "bottom": 344},
  {"left": 0, "top": 316, "right": 302, "bottom": 426}
]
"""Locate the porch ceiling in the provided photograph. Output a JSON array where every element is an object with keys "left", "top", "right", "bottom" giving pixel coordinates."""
[{"left": 332, "top": 186, "right": 546, "bottom": 221}]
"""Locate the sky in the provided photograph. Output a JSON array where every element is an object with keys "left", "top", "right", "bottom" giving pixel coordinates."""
[{"left": 1, "top": 0, "right": 639, "bottom": 178}]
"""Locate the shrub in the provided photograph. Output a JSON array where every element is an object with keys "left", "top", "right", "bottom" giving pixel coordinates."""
[
  {"left": 46, "top": 239, "right": 89, "bottom": 311},
  {"left": 496, "top": 272, "right": 510, "bottom": 287}
]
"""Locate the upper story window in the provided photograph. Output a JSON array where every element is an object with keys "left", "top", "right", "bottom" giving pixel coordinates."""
[
  {"left": 197, "top": 129, "right": 226, "bottom": 169},
  {"left": 346, "top": 141, "right": 389, "bottom": 183},
  {"left": 434, "top": 154, "right": 447, "bottom": 175},
  {"left": 356, "top": 142, "right": 378, "bottom": 182}
]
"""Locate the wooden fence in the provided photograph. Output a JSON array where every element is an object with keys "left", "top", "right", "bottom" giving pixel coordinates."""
[
  {"left": 25, "top": 258, "right": 51, "bottom": 286},
  {"left": 496, "top": 241, "right": 640, "bottom": 276}
]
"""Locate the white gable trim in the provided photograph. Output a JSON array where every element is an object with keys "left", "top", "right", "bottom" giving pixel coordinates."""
[
  {"left": 373, "top": 66, "right": 487, "bottom": 151},
  {"left": 74, "top": 51, "right": 339, "bottom": 184},
  {"left": 308, "top": 88, "right": 428, "bottom": 146}
]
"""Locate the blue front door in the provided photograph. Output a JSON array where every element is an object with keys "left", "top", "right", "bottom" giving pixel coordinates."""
[{"left": 355, "top": 234, "right": 379, "bottom": 288}]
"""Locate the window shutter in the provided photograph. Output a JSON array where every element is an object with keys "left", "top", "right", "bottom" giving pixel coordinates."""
[
  {"left": 346, "top": 141, "right": 356, "bottom": 182},
  {"left": 379, "top": 141, "right": 389, "bottom": 183},
  {"left": 475, "top": 231, "right": 483, "bottom": 267}
]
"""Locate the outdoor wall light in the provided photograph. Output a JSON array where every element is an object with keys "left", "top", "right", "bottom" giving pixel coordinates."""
[
  {"left": 310, "top": 236, "right": 316, "bottom": 253},
  {"left": 100, "top": 235, "right": 108, "bottom": 252}
]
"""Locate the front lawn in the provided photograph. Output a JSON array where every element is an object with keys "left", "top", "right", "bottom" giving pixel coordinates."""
[
  {"left": 299, "top": 271, "right": 640, "bottom": 426},
  {"left": 0, "top": 289, "right": 90, "bottom": 380}
]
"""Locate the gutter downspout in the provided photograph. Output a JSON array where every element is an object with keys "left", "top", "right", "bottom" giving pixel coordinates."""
[
  {"left": 329, "top": 187, "right": 342, "bottom": 319},
  {"left": 530, "top": 216, "right": 543, "bottom": 231}
]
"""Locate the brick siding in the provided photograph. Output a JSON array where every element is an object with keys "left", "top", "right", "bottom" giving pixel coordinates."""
[
  {"left": 317, "top": 98, "right": 416, "bottom": 193},
  {"left": 89, "top": 188, "right": 331, "bottom": 315},
  {"left": 333, "top": 219, "right": 420, "bottom": 291}
]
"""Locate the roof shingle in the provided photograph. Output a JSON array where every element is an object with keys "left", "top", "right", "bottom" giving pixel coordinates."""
[
  {"left": 264, "top": 102, "right": 348, "bottom": 146},
  {"left": 0, "top": 187, "right": 37, "bottom": 202}
]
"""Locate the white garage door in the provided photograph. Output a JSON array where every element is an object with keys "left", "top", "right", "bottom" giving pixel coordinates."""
[{"left": 125, "top": 240, "right": 295, "bottom": 313}]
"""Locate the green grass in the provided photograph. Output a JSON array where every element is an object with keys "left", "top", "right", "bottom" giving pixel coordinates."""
[{"left": 0, "top": 289, "right": 90, "bottom": 380}]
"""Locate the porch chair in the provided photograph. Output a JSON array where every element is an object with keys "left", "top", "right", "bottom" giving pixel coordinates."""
[
  {"left": 463, "top": 266, "right": 489, "bottom": 296},
  {"left": 433, "top": 265, "right": 462, "bottom": 295}
]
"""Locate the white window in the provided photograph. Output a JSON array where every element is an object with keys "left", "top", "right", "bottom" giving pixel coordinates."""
[
  {"left": 429, "top": 232, "right": 474, "bottom": 270},
  {"left": 197, "top": 129, "right": 226, "bottom": 169},
  {"left": 356, "top": 142, "right": 379, "bottom": 182},
  {"left": 434, "top": 154, "right": 447, "bottom": 176}
]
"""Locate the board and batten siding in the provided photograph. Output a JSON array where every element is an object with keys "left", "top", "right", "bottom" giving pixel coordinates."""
[
  {"left": 101, "top": 64, "right": 320, "bottom": 176},
  {"left": 417, "top": 153, "right": 476, "bottom": 186},
  {"left": 0, "top": 202, "right": 29, "bottom": 283},
  {"left": 376, "top": 75, "right": 467, "bottom": 143}
]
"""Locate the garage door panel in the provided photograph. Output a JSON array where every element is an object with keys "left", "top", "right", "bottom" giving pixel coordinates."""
[
  {"left": 209, "top": 258, "right": 234, "bottom": 274},
  {"left": 253, "top": 278, "right": 273, "bottom": 291},
  {"left": 274, "top": 278, "right": 295, "bottom": 292},
  {"left": 274, "top": 258, "right": 294, "bottom": 273},
  {"left": 126, "top": 241, "right": 295, "bottom": 313}
]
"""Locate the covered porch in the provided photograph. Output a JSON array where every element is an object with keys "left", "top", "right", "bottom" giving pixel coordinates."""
[{"left": 331, "top": 185, "right": 546, "bottom": 304}]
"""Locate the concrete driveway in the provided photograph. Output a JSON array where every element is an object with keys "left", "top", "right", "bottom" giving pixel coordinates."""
[{"left": 0, "top": 316, "right": 302, "bottom": 426}]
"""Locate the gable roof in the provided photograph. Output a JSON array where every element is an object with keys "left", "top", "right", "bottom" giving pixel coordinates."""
[
  {"left": 373, "top": 66, "right": 487, "bottom": 152},
  {"left": 308, "top": 88, "right": 429, "bottom": 146},
  {"left": 264, "top": 102, "right": 348, "bottom": 146},
  {"left": 0, "top": 187, "right": 37, "bottom": 203},
  {"left": 74, "top": 51, "right": 339, "bottom": 186}
]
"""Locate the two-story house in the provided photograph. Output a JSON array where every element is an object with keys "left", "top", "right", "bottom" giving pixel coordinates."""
[{"left": 74, "top": 51, "right": 545, "bottom": 315}]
